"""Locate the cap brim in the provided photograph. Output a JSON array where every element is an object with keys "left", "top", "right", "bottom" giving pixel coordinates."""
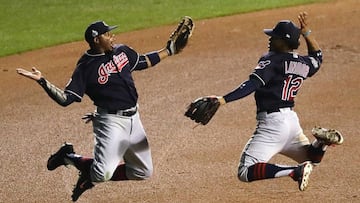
[
  {"left": 264, "top": 29, "right": 276, "bottom": 37},
  {"left": 108, "top": 25, "right": 118, "bottom": 32}
]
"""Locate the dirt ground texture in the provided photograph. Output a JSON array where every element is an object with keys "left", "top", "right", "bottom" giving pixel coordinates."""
[{"left": 0, "top": 0, "right": 359, "bottom": 202}]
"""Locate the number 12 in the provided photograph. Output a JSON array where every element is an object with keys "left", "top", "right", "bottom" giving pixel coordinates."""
[{"left": 282, "top": 75, "right": 303, "bottom": 101}]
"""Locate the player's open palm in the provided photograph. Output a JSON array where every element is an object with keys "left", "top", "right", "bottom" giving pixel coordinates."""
[
  {"left": 16, "top": 67, "right": 42, "bottom": 81},
  {"left": 298, "top": 12, "right": 308, "bottom": 32}
]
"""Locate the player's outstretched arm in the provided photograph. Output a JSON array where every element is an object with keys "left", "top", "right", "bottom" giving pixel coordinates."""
[
  {"left": 298, "top": 12, "right": 321, "bottom": 52},
  {"left": 16, "top": 67, "right": 76, "bottom": 106},
  {"left": 144, "top": 48, "right": 170, "bottom": 68},
  {"left": 16, "top": 67, "right": 42, "bottom": 81}
]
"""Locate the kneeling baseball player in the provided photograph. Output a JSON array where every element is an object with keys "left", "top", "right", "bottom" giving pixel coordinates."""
[
  {"left": 17, "top": 17, "right": 193, "bottom": 201},
  {"left": 185, "top": 12, "right": 343, "bottom": 191}
]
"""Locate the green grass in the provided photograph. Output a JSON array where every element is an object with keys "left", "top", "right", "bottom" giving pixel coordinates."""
[{"left": 0, "top": 0, "right": 329, "bottom": 57}]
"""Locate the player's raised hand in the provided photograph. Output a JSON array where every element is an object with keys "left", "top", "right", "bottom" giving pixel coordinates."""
[
  {"left": 298, "top": 12, "right": 309, "bottom": 33},
  {"left": 16, "top": 67, "right": 42, "bottom": 81}
]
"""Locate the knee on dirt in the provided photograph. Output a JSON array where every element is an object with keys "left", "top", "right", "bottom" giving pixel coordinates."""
[
  {"left": 126, "top": 167, "right": 153, "bottom": 180},
  {"left": 237, "top": 164, "right": 250, "bottom": 182},
  {"left": 91, "top": 166, "right": 153, "bottom": 182}
]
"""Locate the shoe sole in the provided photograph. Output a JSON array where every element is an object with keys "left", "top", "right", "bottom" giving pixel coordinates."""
[
  {"left": 299, "top": 162, "right": 313, "bottom": 191},
  {"left": 312, "top": 127, "right": 344, "bottom": 145}
]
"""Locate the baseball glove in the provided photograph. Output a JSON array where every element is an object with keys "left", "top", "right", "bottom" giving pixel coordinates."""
[
  {"left": 184, "top": 96, "right": 220, "bottom": 125},
  {"left": 166, "top": 16, "right": 194, "bottom": 55}
]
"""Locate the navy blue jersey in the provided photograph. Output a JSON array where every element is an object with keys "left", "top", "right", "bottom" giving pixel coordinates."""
[
  {"left": 65, "top": 44, "right": 148, "bottom": 110},
  {"left": 251, "top": 51, "right": 322, "bottom": 112}
]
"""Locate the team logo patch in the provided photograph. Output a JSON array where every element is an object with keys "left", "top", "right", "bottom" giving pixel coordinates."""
[
  {"left": 309, "top": 57, "right": 319, "bottom": 69},
  {"left": 255, "top": 60, "right": 271, "bottom": 69},
  {"left": 98, "top": 52, "right": 129, "bottom": 84}
]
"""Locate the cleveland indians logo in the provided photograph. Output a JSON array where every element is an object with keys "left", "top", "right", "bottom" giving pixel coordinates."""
[{"left": 98, "top": 52, "right": 129, "bottom": 84}]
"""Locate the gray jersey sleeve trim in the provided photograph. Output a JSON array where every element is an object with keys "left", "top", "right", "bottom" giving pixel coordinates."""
[
  {"left": 251, "top": 73, "right": 266, "bottom": 86},
  {"left": 130, "top": 53, "right": 140, "bottom": 72}
]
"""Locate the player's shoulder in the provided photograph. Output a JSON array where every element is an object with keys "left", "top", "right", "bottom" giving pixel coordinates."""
[
  {"left": 113, "top": 44, "right": 133, "bottom": 51},
  {"left": 76, "top": 52, "right": 102, "bottom": 67},
  {"left": 261, "top": 51, "right": 292, "bottom": 59},
  {"left": 260, "top": 51, "right": 303, "bottom": 63},
  {"left": 258, "top": 51, "right": 280, "bottom": 65},
  {"left": 261, "top": 51, "right": 275, "bottom": 58},
  {"left": 113, "top": 44, "right": 126, "bottom": 49},
  {"left": 113, "top": 44, "right": 138, "bottom": 55}
]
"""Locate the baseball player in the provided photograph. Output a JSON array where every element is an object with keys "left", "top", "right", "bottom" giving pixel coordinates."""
[
  {"left": 16, "top": 18, "right": 193, "bottom": 201},
  {"left": 187, "top": 12, "right": 343, "bottom": 191}
]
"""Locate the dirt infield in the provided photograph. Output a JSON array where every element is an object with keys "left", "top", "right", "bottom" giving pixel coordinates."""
[{"left": 1, "top": 0, "right": 359, "bottom": 202}]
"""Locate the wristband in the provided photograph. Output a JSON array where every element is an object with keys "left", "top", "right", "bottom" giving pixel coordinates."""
[
  {"left": 302, "top": 30, "right": 311, "bottom": 37},
  {"left": 146, "top": 51, "right": 161, "bottom": 66}
]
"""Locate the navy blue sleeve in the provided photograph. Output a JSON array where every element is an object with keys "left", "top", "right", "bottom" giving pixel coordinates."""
[
  {"left": 223, "top": 78, "right": 262, "bottom": 103},
  {"left": 117, "top": 45, "right": 148, "bottom": 71},
  {"left": 306, "top": 50, "right": 322, "bottom": 77},
  {"left": 136, "top": 55, "right": 148, "bottom": 70},
  {"left": 64, "top": 62, "right": 86, "bottom": 101}
]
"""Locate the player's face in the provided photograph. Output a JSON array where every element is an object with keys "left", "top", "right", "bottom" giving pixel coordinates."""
[
  {"left": 268, "top": 37, "right": 288, "bottom": 52},
  {"left": 97, "top": 32, "right": 116, "bottom": 52}
]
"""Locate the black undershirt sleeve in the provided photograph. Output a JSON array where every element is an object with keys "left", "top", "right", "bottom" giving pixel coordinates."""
[{"left": 37, "top": 78, "right": 78, "bottom": 107}]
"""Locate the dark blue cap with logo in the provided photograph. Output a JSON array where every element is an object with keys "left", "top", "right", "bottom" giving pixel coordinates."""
[
  {"left": 264, "top": 20, "right": 300, "bottom": 46},
  {"left": 85, "top": 21, "right": 118, "bottom": 44}
]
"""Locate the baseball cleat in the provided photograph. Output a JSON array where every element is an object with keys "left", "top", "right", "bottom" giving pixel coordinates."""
[
  {"left": 311, "top": 127, "right": 344, "bottom": 145},
  {"left": 71, "top": 171, "right": 94, "bottom": 202},
  {"left": 290, "top": 161, "right": 313, "bottom": 191},
  {"left": 47, "top": 142, "right": 74, "bottom": 171}
]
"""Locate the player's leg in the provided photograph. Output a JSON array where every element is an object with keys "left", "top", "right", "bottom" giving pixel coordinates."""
[
  {"left": 279, "top": 126, "right": 343, "bottom": 191},
  {"left": 279, "top": 111, "right": 312, "bottom": 163},
  {"left": 238, "top": 153, "right": 298, "bottom": 182},
  {"left": 308, "top": 126, "right": 344, "bottom": 164},
  {"left": 238, "top": 111, "right": 313, "bottom": 191},
  {"left": 65, "top": 114, "right": 131, "bottom": 180},
  {"left": 46, "top": 142, "right": 94, "bottom": 201},
  {"left": 46, "top": 113, "right": 132, "bottom": 201},
  {"left": 47, "top": 143, "right": 93, "bottom": 172},
  {"left": 281, "top": 127, "right": 343, "bottom": 165},
  {"left": 71, "top": 113, "right": 133, "bottom": 201},
  {"left": 89, "top": 113, "right": 132, "bottom": 182},
  {"left": 238, "top": 136, "right": 298, "bottom": 182},
  {"left": 280, "top": 131, "right": 311, "bottom": 162},
  {"left": 120, "top": 112, "right": 153, "bottom": 180},
  {"left": 238, "top": 112, "right": 295, "bottom": 182},
  {"left": 63, "top": 112, "right": 152, "bottom": 182},
  {"left": 280, "top": 131, "right": 325, "bottom": 165}
]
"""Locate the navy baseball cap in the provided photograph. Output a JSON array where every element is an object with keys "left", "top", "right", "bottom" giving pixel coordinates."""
[
  {"left": 85, "top": 21, "right": 118, "bottom": 44},
  {"left": 264, "top": 20, "right": 300, "bottom": 45}
]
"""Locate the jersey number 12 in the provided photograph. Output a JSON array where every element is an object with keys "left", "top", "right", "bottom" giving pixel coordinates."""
[{"left": 282, "top": 75, "right": 303, "bottom": 101}]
